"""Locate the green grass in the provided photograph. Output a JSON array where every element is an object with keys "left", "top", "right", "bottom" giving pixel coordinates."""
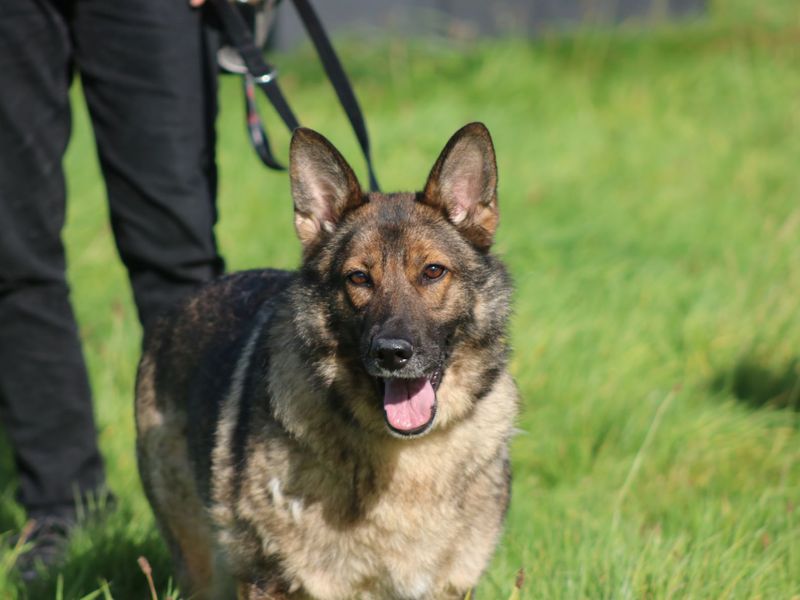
[{"left": 2, "top": 0, "right": 800, "bottom": 597}]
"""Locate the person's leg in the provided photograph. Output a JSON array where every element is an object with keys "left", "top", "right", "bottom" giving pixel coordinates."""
[
  {"left": 74, "top": 0, "right": 224, "bottom": 329},
  {"left": 0, "top": 0, "right": 106, "bottom": 521}
]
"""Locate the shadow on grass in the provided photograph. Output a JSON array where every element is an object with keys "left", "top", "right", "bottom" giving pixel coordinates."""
[
  {"left": 24, "top": 514, "right": 175, "bottom": 600},
  {"left": 0, "top": 437, "right": 175, "bottom": 598},
  {"left": 711, "top": 358, "right": 800, "bottom": 411}
]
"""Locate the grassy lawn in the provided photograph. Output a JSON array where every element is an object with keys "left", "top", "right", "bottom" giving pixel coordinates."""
[{"left": 2, "top": 1, "right": 800, "bottom": 597}]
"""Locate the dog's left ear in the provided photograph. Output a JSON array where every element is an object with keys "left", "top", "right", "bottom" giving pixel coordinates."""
[
  {"left": 422, "top": 122, "right": 498, "bottom": 251},
  {"left": 290, "top": 128, "right": 363, "bottom": 253}
]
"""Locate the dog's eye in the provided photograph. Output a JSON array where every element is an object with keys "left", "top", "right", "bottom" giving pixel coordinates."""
[
  {"left": 347, "top": 271, "right": 371, "bottom": 287},
  {"left": 422, "top": 264, "right": 447, "bottom": 281}
]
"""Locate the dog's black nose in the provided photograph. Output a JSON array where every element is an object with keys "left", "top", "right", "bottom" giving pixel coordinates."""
[{"left": 372, "top": 337, "right": 413, "bottom": 371}]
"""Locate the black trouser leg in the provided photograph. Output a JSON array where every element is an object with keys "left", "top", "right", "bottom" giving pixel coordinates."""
[
  {"left": 0, "top": 0, "right": 105, "bottom": 517},
  {"left": 74, "top": 0, "right": 224, "bottom": 328}
]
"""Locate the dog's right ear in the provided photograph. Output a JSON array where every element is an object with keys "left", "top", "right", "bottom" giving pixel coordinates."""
[{"left": 290, "top": 128, "right": 363, "bottom": 253}]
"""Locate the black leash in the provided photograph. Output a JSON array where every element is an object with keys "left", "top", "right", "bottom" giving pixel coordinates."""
[{"left": 211, "top": 0, "right": 380, "bottom": 192}]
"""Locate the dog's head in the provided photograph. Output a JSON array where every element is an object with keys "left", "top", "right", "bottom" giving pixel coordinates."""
[{"left": 290, "top": 123, "right": 510, "bottom": 439}]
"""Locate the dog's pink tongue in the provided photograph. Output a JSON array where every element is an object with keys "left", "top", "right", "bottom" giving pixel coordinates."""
[{"left": 383, "top": 378, "right": 435, "bottom": 432}]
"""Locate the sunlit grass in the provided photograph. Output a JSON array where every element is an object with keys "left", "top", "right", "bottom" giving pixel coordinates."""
[{"left": 1, "top": 0, "right": 799, "bottom": 597}]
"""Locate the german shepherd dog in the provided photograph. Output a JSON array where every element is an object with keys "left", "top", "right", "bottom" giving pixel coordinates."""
[{"left": 135, "top": 123, "right": 518, "bottom": 599}]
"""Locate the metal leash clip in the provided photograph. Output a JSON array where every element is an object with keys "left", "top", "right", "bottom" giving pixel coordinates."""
[{"left": 217, "top": 0, "right": 280, "bottom": 75}]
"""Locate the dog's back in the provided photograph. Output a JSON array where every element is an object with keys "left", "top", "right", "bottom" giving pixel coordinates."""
[{"left": 136, "top": 124, "right": 518, "bottom": 600}]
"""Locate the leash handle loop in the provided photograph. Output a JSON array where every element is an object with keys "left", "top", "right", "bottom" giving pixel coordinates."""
[{"left": 244, "top": 74, "right": 286, "bottom": 170}]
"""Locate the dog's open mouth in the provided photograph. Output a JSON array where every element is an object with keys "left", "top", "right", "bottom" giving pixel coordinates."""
[{"left": 380, "top": 370, "right": 442, "bottom": 437}]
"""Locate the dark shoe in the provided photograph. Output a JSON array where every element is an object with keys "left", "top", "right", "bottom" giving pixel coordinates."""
[
  {"left": 11, "top": 514, "right": 74, "bottom": 582},
  {"left": 11, "top": 492, "right": 116, "bottom": 583}
]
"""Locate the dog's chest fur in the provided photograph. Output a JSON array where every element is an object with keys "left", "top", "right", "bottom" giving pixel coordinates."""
[{"left": 206, "top": 315, "right": 514, "bottom": 598}]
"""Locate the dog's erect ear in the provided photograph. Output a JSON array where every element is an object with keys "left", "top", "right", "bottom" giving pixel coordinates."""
[
  {"left": 290, "top": 128, "right": 363, "bottom": 252},
  {"left": 422, "top": 122, "right": 498, "bottom": 251}
]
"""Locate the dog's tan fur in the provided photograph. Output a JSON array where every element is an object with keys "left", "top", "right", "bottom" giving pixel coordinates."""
[{"left": 136, "top": 124, "right": 518, "bottom": 599}]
